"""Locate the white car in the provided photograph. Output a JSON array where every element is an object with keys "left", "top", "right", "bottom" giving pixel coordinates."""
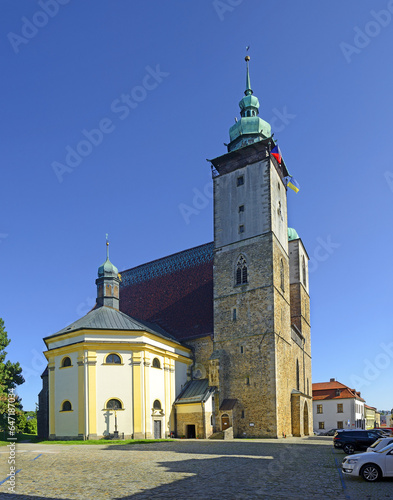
[
  {"left": 367, "top": 437, "right": 393, "bottom": 452},
  {"left": 342, "top": 443, "right": 393, "bottom": 481}
]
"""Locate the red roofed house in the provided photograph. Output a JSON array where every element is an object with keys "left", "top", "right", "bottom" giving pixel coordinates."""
[{"left": 313, "top": 378, "right": 365, "bottom": 433}]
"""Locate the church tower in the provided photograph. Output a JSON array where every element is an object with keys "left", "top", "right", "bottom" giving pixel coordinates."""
[{"left": 210, "top": 56, "right": 310, "bottom": 437}]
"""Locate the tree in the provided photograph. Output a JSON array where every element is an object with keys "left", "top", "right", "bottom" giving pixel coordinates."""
[{"left": 0, "top": 318, "right": 25, "bottom": 434}]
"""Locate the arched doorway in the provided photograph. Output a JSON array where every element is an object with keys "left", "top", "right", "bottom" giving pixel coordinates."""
[
  {"left": 303, "top": 401, "right": 309, "bottom": 436},
  {"left": 221, "top": 414, "right": 230, "bottom": 430}
]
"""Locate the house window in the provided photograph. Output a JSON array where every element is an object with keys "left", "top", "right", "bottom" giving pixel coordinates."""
[
  {"left": 61, "top": 357, "right": 72, "bottom": 368},
  {"left": 280, "top": 259, "right": 285, "bottom": 291},
  {"left": 337, "top": 421, "right": 343, "bottom": 429},
  {"left": 239, "top": 205, "right": 244, "bottom": 213},
  {"left": 317, "top": 404, "right": 323, "bottom": 414},
  {"left": 106, "top": 399, "right": 122, "bottom": 410},
  {"left": 236, "top": 256, "right": 248, "bottom": 285},
  {"left": 337, "top": 403, "right": 343, "bottom": 413},
  {"left": 105, "top": 353, "right": 121, "bottom": 364},
  {"left": 152, "top": 358, "right": 161, "bottom": 369},
  {"left": 318, "top": 422, "right": 325, "bottom": 430},
  {"left": 153, "top": 399, "right": 162, "bottom": 410},
  {"left": 61, "top": 400, "right": 72, "bottom": 412},
  {"left": 239, "top": 224, "right": 245, "bottom": 234},
  {"left": 237, "top": 175, "right": 244, "bottom": 186}
]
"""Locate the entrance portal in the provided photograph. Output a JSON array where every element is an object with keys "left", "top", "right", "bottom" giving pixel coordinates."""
[
  {"left": 221, "top": 414, "right": 230, "bottom": 430},
  {"left": 303, "top": 401, "right": 309, "bottom": 436},
  {"left": 186, "top": 424, "right": 196, "bottom": 438},
  {"left": 154, "top": 420, "right": 161, "bottom": 439}
]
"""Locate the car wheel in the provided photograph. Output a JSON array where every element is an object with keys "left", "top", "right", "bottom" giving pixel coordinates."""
[
  {"left": 360, "top": 464, "right": 382, "bottom": 482},
  {"left": 343, "top": 443, "right": 355, "bottom": 454}
]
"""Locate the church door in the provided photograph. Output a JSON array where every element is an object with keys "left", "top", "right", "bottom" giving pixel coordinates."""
[
  {"left": 221, "top": 414, "right": 230, "bottom": 430},
  {"left": 154, "top": 420, "right": 161, "bottom": 439}
]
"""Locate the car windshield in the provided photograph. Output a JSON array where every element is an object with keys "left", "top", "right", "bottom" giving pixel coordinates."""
[{"left": 376, "top": 443, "right": 393, "bottom": 454}]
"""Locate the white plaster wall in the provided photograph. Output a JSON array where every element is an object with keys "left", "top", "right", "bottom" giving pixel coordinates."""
[
  {"left": 313, "top": 399, "right": 361, "bottom": 431},
  {"left": 175, "top": 361, "right": 188, "bottom": 397},
  {"left": 95, "top": 350, "right": 133, "bottom": 437},
  {"left": 54, "top": 352, "right": 78, "bottom": 436}
]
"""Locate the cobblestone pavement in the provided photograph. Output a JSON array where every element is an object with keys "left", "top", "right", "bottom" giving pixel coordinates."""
[{"left": 0, "top": 437, "right": 392, "bottom": 499}]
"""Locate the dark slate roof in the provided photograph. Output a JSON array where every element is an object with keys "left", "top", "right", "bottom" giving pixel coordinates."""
[
  {"left": 219, "top": 399, "right": 238, "bottom": 411},
  {"left": 44, "top": 305, "right": 178, "bottom": 344},
  {"left": 119, "top": 242, "right": 214, "bottom": 341},
  {"left": 175, "top": 379, "right": 215, "bottom": 404}
]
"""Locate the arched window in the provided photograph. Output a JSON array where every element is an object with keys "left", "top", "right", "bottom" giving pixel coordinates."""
[
  {"left": 152, "top": 358, "right": 161, "bottom": 369},
  {"left": 153, "top": 399, "right": 162, "bottom": 410},
  {"left": 302, "top": 256, "right": 307, "bottom": 287},
  {"left": 236, "top": 256, "right": 248, "bottom": 285},
  {"left": 105, "top": 353, "right": 121, "bottom": 364},
  {"left": 296, "top": 359, "right": 300, "bottom": 391},
  {"left": 106, "top": 399, "right": 122, "bottom": 410},
  {"left": 61, "top": 400, "right": 72, "bottom": 411},
  {"left": 61, "top": 357, "right": 72, "bottom": 367},
  {"left": 280, "top": 259, "right": 285, "bottom": 291}
]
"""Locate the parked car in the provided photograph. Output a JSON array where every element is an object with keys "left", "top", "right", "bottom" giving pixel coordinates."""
[
  {"left": 367, "top": 437, "right": 393, "bottom": 452},
  {"left": 373, "top": 428, "right": 393, "bottom": 437},
  {"left": 333, "top": 430, "right": 381, "bottom": 454},
  {"left": 318, "top": 428, "right": 338, "bottom": 436},
  {"left": 342, "top": 442, "right": 393, "bottom": 481}
]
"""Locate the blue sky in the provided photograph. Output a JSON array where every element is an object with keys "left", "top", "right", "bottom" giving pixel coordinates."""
[{"left": 1, "top": 0, "right": 393, "bottom": 413}]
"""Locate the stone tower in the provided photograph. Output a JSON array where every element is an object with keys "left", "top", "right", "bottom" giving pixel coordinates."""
[{"left": 209, "top": 56, "right": 311, "bottom": 437}]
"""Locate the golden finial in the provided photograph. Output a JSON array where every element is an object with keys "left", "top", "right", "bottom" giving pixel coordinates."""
[{"left": 245, "top": 55, "right": 250, "bottom": 61}]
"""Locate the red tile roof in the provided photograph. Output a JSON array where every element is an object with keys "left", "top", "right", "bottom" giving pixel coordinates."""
[
  {"left": 119, "top": 242, "right": 213, "bottom": 341},
  {"left": 312, "top": 380, "right": 365, "bottom": 402}
]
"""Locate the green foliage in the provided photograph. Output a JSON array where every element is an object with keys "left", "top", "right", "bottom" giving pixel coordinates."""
[
  {"left": 0, "top": 318, "right": 25, "bottom": 433},
  {"left": 24, "top": 417, "right": 37, "bottom": 434}
]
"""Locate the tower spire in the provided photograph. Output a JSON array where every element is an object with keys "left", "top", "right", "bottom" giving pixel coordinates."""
[
  {"left": 96, "top": 235, "right": 120, "bottom": 309},
  {"left": 245, "top": 55, "right": 253, "bottom": 96}
]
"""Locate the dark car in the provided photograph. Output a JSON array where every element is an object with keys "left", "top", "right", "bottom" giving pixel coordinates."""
[
  {"left": 319, "top": 428, "right": 338, "bottom": 436},
  {"left": 333, "top": 430, "right": 381, "bottom": 454}
]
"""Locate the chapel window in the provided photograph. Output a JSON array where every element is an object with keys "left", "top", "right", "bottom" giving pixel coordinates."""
[
  {"left": 105, "top": 353, "right": 121, "bottom": 364},
  {"left": 153, "top": 399, "right": 162, "bottom": 410},
  {"left": 106, "top": 399, "right": 122, "bottom": 410}
]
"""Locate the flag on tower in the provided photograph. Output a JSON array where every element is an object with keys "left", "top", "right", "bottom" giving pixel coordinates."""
[
  {"left": 284, "top": 176, "right": 300, "bottom": 193},
  {"left": 270, "top": 145, "right": 282, "bottom": 164}
]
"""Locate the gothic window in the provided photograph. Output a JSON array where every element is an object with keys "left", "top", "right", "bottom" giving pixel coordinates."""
[
  {"left": 152, "top": 358, "right": 161, "bottom": 369},
  {"left": 61, "top": 400, "right": 72, "bottom": 411},
  {"left": 61, "top": 356, "right": 72, "bottom": 368},
  {"left": 106, "top": 399, "right": 122, "bottom": 410},
  {"left": 236, "top": 256, "right": 248, "bottom": 285},
  {"left": 153, "top": 399, "right": 162, "bottom": 410},
  {"left": 296, "top": 359, "right": 300, "bottom": 391},
  {"left": 105, "top": 353, "right": 121, "bottom": 364},
  {"left": 280, "top": 259, "right": 285, "bottom": 291},
  {"left": 302, "top": 256, "right": 307, "bottom": 287}
]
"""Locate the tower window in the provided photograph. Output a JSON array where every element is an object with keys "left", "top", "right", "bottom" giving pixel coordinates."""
[
  {"left": 239, "top": 225, "right": 245, "bottom": 234},
  {"left": 232, "top": 308, "right": 237, "bottom": 321},
  {"left": 152, "top": 358, "right": 161, "bottom": 369},
  {"left": 240, "top": 345, "right": 243, "bottom": 353},
  {"left": 280, "top": 259, "right": 285, "bottom": 291},
  {"left": 241, "top": 410, "right": 245, "bottom": 418},
  {"left": 61, "top": 357, "right": 72, "bottom": 368},
  {"left": 236, "top": 256, "right": 248, "bottom": 285},
  {"left": 61, "top": 400, "right": 72, "bottom": 412},
  {"left": 239, "top": 205, "right": 244, "bottom": 213},
  {"left": 302, "top": 256, "right": 307, "bottom": 288},
  {"left": 246, "top": 377, "right": 250, "bottom": 385},
  {"left": 237, "top": 175, "right": 244, "bottom": 186}
]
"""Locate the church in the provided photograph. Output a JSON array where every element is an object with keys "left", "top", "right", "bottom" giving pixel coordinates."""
[{"left": 37, "top": 57, "right": 312, "bottom": 440}]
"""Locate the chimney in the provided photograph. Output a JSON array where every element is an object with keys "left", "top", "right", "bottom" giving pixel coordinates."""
[{"left": 330, "top": 378, "right": 335, "bottom": 382}]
